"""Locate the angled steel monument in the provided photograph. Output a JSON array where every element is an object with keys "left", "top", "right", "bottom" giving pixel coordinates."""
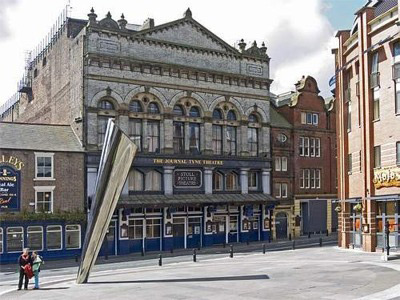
[{"left": 76, "top": 119, "right": 137, "bottom": 284}]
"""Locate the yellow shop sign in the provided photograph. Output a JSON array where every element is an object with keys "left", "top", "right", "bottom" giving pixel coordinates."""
[{"left": 373, "top": 166, "right": 400, "bottom": 189}]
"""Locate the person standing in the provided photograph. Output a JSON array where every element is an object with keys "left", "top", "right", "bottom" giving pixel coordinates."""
[
  {"left": 18, "top": 248, "right": 32, "bottom": 290},
  {"left": 31, "top": 251, "right": 44, "bottom": 290}
]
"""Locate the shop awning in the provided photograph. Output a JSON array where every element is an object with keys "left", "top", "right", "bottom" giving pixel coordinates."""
[{"left": 118, "top": 193, "right": 278, "bottom": 208}]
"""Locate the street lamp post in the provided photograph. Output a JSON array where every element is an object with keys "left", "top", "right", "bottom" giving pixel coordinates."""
[{"left": 385, "top": 220, "right": 390, "bottom": 257}]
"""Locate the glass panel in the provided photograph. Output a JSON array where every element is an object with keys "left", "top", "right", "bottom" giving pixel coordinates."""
[
  {"left": 66, "top": 225, "right": 80, "bottom": 249},
  {"left": 189, "top": 107, "right": 200, "bottom": 118},
  {"left": 212, "top": 109, "right": 223, "bottom": 120},
  {"left": 227, "top": 110, "right": 236, "bottom": 121},
  {"left": 145, "top": 171, "right": 161, "bottom": 191},
  {"left": 129, "top": 170, "right": 144, "bottom": 191},
  {"left": 213, "top": 173, "right": 223, "bottom": 191},
  {"left": 47, "top": 225, "right": 62, "bottom": 250},
  {"left": 7, "top": 227, "right": 23, "bottom": 252},
  {"left": 189, "top": 123, "right": 200, "bottom": 154},
  {"left": 147, "top": 121, "right": 160, "bottom": 153},
  {"left": 248, "top": 128, "right": 258, "bottom": 157},
  {"left": 226, "top": 126, "right": 237, "bottom": 155},
  {"left": 27, "top": 226, "right": 43, "bottom": 250},
  {"left": 148, "top": 102, "right": 160, "bottom": 114},
  {"left": 129, "top": 119, "right": 142, "bottom": 151},
  {"left": 129, "top": 100, "right": 142, "bottom": 112},
  {"left": 98, "top": 100, "right": 114, "bottom": 110},
  {"left": 226, "top": 173, "right": 238, "bottom": 191},
  {"left": 146, "top": 219, "right": 161, "bottom": 238},
  {"left": 173, "top": 122, "right": 185, "bottom": 154},
  {"left": 248, "top": 114, "right": 258, "bottom": 123},
  {"left": 386, "top": 202, "right": 396, "bottom": 216},
  {"left": 212, "top": 125, "right": 223, "bottom": 155},
  {"left": 173, "top": 105, "right": 184, "bottom": 116}
]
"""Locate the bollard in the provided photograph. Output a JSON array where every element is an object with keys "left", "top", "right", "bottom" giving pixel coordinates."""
[
  {"left": 263, "top": 243, "right": 266, "bottom": 254},
  {"left": 246, "top": 239, "right": 250, "bottom": 246},
  {"left": 170, "top": 247, "right": 173, "bottom": 254},
  {"left": 289, "top": 233, "right": 292, "bottom": 241},
  {"left": 292, "top": 240, "right": 296, "bottom": 250},
  {"left": 193, "top": 249, "right": 197, "bottom": 262},
  {"left": 198, "top": 242, "right": 201, "bottom": 251},
  {"left": 230, "top": 245, "right": 233, "bottom": 258},
  {"left": 308, "top": 232, "right": 311, "bottom": 239},
  {"left": 268, "top": 235, "right": 271, "bottom": 243},
  {"left": 141, "top": 248, "right": 145, "bottom": 256},
  {"left": 319, "top": 237, "right": 322, "bottom": 247},
  {"left": 158, "top": 254, "right": 162, "bottom": 266},
  {"left": 326, "top": 231, "right": 329, "bottom": 237},
  {"left": 75, "top": 255, "right": 79, "bottom": 263}
]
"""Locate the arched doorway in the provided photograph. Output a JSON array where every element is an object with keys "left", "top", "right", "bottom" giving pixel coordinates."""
[{"left": 275, "top": 212, "right": 288, "bottom": 239}]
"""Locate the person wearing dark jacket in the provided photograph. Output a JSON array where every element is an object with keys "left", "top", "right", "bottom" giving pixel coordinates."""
[{"left": 18, "top": 248, "right": 32, "bottom": 290}]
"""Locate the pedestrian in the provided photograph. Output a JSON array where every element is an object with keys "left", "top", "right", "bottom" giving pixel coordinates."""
[
  {"left": 32, "top": 251, "right": 44, "bottom": 290},
  {"left": 18, "top": 248, "right": 32, "bottom": 290}
]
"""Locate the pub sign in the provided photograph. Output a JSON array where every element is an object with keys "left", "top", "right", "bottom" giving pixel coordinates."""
[{"left": 0, "top": 165, "right": 21, "bottom": 211}]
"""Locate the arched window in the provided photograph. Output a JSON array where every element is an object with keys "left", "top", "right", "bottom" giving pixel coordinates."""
[
  {"left": 227, "top": 110, "right": 236, "bottom": 121},
  {"left": 189, "top": 106, "right": 201, "bottom": 118},
  {"left": 212, "top": 109, "right": 223, "bottom": 120},
  {"left": 98, "top": 100, "right": 114, "bottom": 110},
  {"left": 248, "top": 113, "right": 258, "bottom": 123},
  {"left": 226, "top": 172, "right": 239, "bottom": 191},
  {"left": 213, "top": 172, "right": 223, "bottom": 191},
  {"left": 173, "top": 105, "right": 184, "bottom": 116},
  {"left": 129, "top": 100, "right": 142, "bottom": 113},
  {"left": 129, "top": 170, "right": 144, "bottom": 191},
  {"left": 148, "top": 102, "right": 160, "bottom": 114},
  {"left": 226, "top": 126, "right": 237, "bottom": 155},
  {"left": 145, "top": 171, "right": 162, "bottom": 191}
]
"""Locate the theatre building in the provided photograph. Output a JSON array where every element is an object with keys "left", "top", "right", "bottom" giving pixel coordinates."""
[
  {"left": 0, "top": 8, "right": 275, "bottom": 255},
  {"left": 270, "top": 76, "right": 338, "bottom": 240},
  {"left": 334, "top": 0, "right": 400, "bottom": 251},
  {"left": 0, "top": 122, "right": 85, "bottom": 263}
]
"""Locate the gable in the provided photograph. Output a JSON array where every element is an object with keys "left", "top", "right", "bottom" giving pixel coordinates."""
[{"left": 137, "top": 19, "right": 238, "bottom": 54}]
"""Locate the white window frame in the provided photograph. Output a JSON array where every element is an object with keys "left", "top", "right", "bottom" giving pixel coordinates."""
[
  {"left": 299, "top": 137, "right": 304, "bottom": 156},
  {"left": 312, "top": 113, "right": 319, "bottom": 125},
  {"left": 300, "top": 169, "right": 305, "bottom": 189},
  {"left": 46, "top": 225, "right": 63, "bottom": 251},
  {"left": 6, "top": 227, "right": 24, "bottom": 253},
  {"left": 316, "top": 169, "right": 321, "bottom": 188},
  {"left": 0, "top": 227, "right": 3, "bottom": 253},
  {"left": 281, "top": 183, "right": 288, "bottom": 198},
  {"left": 310, "top": 169, "right": 315, "bottom": 189},
  {"left": 310, "top": 138, "right": 315, "bottom": 157},
  {"left": 27, "top": 226, "right": 43, "bottom": 251},
  {"left": 275, "top": 157, "right": 281, "bottom": 171},
  {"left": 281, "top": 157, "right": 288, "bottom": 171},
  {"left": 301, "top": 112, "right": 306, "bottom": 124},
  {"left": 274, "top": 183, "right": 282, "bottom": 198},
  {"left": 304, "top": 137, "right": 310, "bottom": 157},
  {"left": 316, "top": 138, "right": 321, "bottom": 157},
  {"left": 65, "top": 224, "right": 81, "bottom": 249},
  {"left": 34, "top": 186, "right": 55, "bottom": 213},
  {"left": 34, "top": 152, "right": 55, "bottom": 180},
  {"left": 305, "top": 169, "right": 310, "bottom": 189},
  {"left": 306, "top": 112, "right": 313, "bottom": 124},
  {"left": 248, "top": 171, "right": 258, "bottom": 190}
]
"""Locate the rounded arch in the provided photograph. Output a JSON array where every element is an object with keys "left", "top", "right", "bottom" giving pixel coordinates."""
[
  {"left": 124, "top": 86, "right": 169, "bottom": 108},
  {"left": 90, "top": 89, "right": 123, "bottom": 108},
  {"left": 245, "top": 106, "right": 267, "bottom": 123},
  {"left": 169, "top": 91, "right": 207, "bottom": 112},
  {"left": 209, "top": 96, "right": 245, "bottom": 116},
  {"left": 173, "top": 104, "right": 185, "bottom": 116},
  {"left": 129, "top": 100, "right": 143, "bottom": 112}
]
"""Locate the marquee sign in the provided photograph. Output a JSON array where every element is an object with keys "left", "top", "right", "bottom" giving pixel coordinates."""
[
  {"left": 153, "top": 158, "right": 223, "bottom": 166},
  {"left": 174, "top": 170, "right": 202, "bottom": 188},
  {"left": 373, "top": 166, "right": 400, "bottom": 189},
  {"left": 0, "top": 165, "right": 21, "bottom": 211}
]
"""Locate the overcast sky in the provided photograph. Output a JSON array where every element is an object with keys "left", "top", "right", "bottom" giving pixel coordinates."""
[{"left": 0, "top": 0, "right": 366, "bottom": 106}]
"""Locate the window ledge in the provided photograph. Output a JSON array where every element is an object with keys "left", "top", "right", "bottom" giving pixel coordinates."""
[{"left": 34, "top": 178, "right": 55, "bottom": 181}]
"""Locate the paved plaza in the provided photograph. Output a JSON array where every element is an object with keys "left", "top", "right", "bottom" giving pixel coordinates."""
[{"left": 1, "top": 246, "right": 400, "bottom": 299}]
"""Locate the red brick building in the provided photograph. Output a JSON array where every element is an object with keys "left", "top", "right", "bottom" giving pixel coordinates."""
[
  {"left": 334, "top": 0, "right": 400, "bottom": 252},
  {"left": 0, "top": 122, "right": 85, "bottom": 263},
  {"left": 270, "top": 76, "right": 337, "bottom": 239}
]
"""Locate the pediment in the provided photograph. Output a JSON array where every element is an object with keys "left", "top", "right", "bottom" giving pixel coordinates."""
[{"left": 137, "top": 18, "right": 239, "bottom": 54}]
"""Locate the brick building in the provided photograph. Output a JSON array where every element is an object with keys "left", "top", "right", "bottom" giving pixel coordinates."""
[
  {"left": 0, "top": 8, "right": 276, "bottom": 255},
  {"left": 0, "top": 122, "right": 85, "bottom": 263},
  {"left": 270, "top": 76, "right": 338, "bottom": 239},
  {"left": 334, "top": 0, "right": 400, "bottom": 251}
]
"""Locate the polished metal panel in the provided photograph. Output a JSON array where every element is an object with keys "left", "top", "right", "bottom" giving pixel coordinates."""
[{"left": 76, "top": 119, "right": 137, "bottom": 284}]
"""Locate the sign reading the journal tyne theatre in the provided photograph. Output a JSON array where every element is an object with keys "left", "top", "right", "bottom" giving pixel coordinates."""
[
  {"left": 0, "top": 166, "right": 21, "bottom": 211},
  {"left": 373, "top": 166, "right": 400, "bottom": 189},
  {"left": 174, "top": 170, "right": 202, "bottom": 188}
]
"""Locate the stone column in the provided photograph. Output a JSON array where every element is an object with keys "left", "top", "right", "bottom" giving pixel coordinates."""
[
  {"left": 163, "top": 166, "right": 174, "bottom": 195},
  {"left": 203, "top": 122, "right": 213, "bottom": 155},
  {"left": 204, "top": 167, "right": 213, "bottom": 194},
  {"left": 262, "top": 168, "right": 271, "bottom": 194},
  {"left": 87, "top": 112, "right": 98, "bottom": 146},
  {"left": 118, "top": 115, "right": 129, "bottom": 136},
  {"left": 240, "top": 168, "right": 249, "bottom": 194},
  {"left": 184, "top": 122, "right": 190, "bottom": 153},
  {"left": 163, "top": 118, "right": 173, "bottom": 154},
  {"left": 142, "top": 119, "right": 148, "bottom": 152}
]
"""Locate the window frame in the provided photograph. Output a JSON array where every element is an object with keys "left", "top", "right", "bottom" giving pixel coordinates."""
[
  {"left": 397, "top": 142, "right": 400, "bottom": 166},
  {"left": 226, "top": 172, "right": 239, "bottom": 191},
  {"left": 35, "top": 152, "right": 54, "bottom": 180},
  {"left": 248, "top": 171, "right": 258, "bottom": 190},
  {"left": 212, "top": 109, "right": 223, "bottom": 120},
  {"left": 226, "top": 126, "right": 237, "bottom": 156},
  {"left": 189, "top": 106, "right": 201, "bottom": 118},
  {"left": 281, "top": 156, "right": 288, "bottom": 171},
  {"left": 129, "top": 118, "right": 142, "bottom": 152},
  {"left": 189, "top": 122, "right": 201, "bottom": 155},
  {"left": 147, "top": 120, "right": 160, "bottom": 153},
  {"left": 348, "top": 153, "right": 353, "bottom": 174},
  {"left": 173, "top": 104, "right": 185, "bottom": 116},
  {"left": 129, "top": 100, "right": 143, "bottom": 113},
  {"left": 46, "top": 225, "right": 62, "bottom": 251},
  {"left": 275, "top": 157, "right": 281, "bottom": 171},
  {"left": 97, "top": 115, "right": 113, "bottom": 146},
  {"left": 145, "top": 170, "right": 162, "bottom": 191},
  {"left": 146, "top": 218, "right": 161, "bottom": 238},
  {"left": 213, "top": 172, "right": 223, "bottom": 191},
  {"left": 65, "top": 224, "right": 81, "bottom": 250},
  {"left": 248, "top": 127, "right": 259, "bottom": 157},
  {"left": 281, "top": 183, "right": 288, "bottom": 198},
  {"left": 374, "top": 145, "right": 381, "bottom": 169},
  {"left": 98, "top": 100, "right": 114, "bottom": 110},
  {"left": 212, "top": 124, "right": 223, "bottom": 155},
  {"left": 34, "top": 186, "right": 55, "bottom": 213},
  {"left": 300, "top": 169, "right": 305, "bottom": 189},
  {"left": 129, "top": 169, "right": 144, "bottom": 192},
  {"left": 6, "top": 227, "right": 24, "bottom": 253},
  {"left": 128, "top": 218, "right": 144, "bottom": 240},
  {"left": 173, "top": 121, "right": 185, "bottom": 154},
  {"left": 27, "top": 226, "right": 43, "bottom": 251},
  {"left": 147, "top": 102, "right": 160, "bottom": 114},
  {"left": 312, "top": 113, "right": 319, "bottom": 125}
]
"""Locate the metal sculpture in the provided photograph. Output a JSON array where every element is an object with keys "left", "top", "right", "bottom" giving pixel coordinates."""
[{"left": 76, "top": 119, "right": 137, "bottom": 284}]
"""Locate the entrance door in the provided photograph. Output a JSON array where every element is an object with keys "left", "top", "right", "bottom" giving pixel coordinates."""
[
  {"left": 228, "top": 215, "right": 238, "bottom": 243},
  {"left": 275, "top": 212, "right": 288, "bottom": 239},
  {"left": 213, "top": 216, "right": 226, "bottom": 244},
  {"left": 248, "top": 216, "right": 259, "bottom": 242},
  {"left": 351, "top": 214, "right": 362, "bottom": 248},
  {"left": 187, "top": 217, "right": 201, "bottom": 249},
  {"left": 301, "top": 202, "right": 309, "bottom": 235},
  {"left": 172, "top": 217, "right": 185, "bottom": 249}
]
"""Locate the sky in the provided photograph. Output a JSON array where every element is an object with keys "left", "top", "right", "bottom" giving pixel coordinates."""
[{"left": 0, "top": 0, "right": 367, "bottom": 106}]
